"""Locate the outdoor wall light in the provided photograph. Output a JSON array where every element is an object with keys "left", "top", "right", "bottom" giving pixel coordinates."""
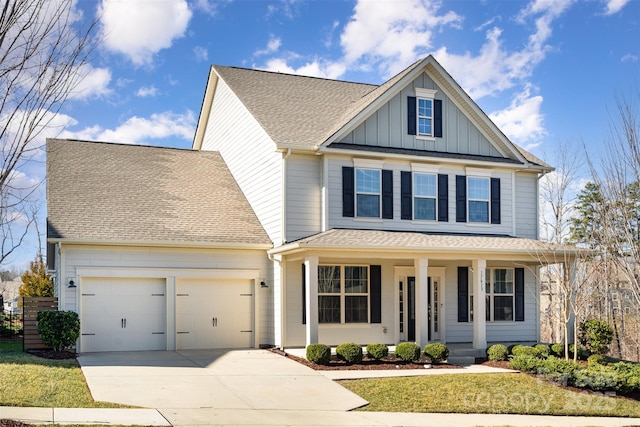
[
  {"left": 68, "top": 280, "right": 76, "bottom": 288},
  {"left": 260, "top": 281, "right": 268, "bottom": 288}
]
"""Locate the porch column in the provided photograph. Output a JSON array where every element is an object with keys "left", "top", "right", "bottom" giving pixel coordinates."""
[
  {"left": 304, "top": 255, "right": 319, "bottom": 346},
  {"left": 414, "top": 258, "right": 429, "bottom": 346},
  {"left": 472, "top": 259, "right": 487, "bottom": 350}
]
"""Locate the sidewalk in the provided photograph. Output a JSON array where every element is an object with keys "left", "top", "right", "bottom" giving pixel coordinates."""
[{"left": 2, "top": 406, "right": 640, "bottom": 426}]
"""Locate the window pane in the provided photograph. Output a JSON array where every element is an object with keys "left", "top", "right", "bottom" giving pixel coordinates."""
[
  {"left": 418, "top": 98, "right": 432, "bottom": 117},
  {"left": 318, "top": 265, "right": 340, "bottom": 293},
  {"left": 418, "top": 118, "right": 432, "bottom": 135},
  {"left": 414, "top": 174, "right": 436, "bottom": 197},
  {"left": 356, "top": 169, "right": 380, "bottom": 193},
  {"left": 357, "top": 194, "right": 380, "bottom": 217},
  {"left": 486, "top": 294, "right": 491, "bottom": 322},
  {"left": 319, "top": 296, "right": 340, "bottom": 323},
  {"left": 345, "top": 266, "right": 368, "bottom": 293},
  {"left": 494, "top": 269, "right": 514, "bottom": 294},
  {"left": 469, "top": 200, "right": 489, "bottom": 222},
  {"left": 494, "top": 296, "right": 513, "bottom": 321},
  {"left": 468, "top": 177, "right": 489, "bottom": 199},
  {"left": 414, "top": 198, "right": 436, "bottom": 220},
  {"left": 345, "top": 296, "right": 368, "bottom": 323}
]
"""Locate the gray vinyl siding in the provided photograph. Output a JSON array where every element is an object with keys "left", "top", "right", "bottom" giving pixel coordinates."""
[
  {"left": 285, "top": 155, "right": 322, "bottom": 242},
  {"left": 338, "top": 72, "right": 502, "bottom": 158},
  {"left": 444, "top": 262, "right": 538, "bottom": 344},
  {"left": 200, "top": 77, "right": 282, "bottom": 245},
  {"left": 60, "top": 245, "right": 273, "bottom": 346},
  {"left": 328, "top": 156, "right": 514, "bottom": 235},
  {"left": 515, "top": 172, "right": 539, "bottom": 239}
]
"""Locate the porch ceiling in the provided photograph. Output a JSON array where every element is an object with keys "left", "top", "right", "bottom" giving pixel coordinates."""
[{"left": 269, "top": 229, "right": 582, "bottom": 263}]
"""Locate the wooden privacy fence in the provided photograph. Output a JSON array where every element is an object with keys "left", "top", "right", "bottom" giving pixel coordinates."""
[{"left": 23, "top": 297, "right": 58, "bottom": 350}]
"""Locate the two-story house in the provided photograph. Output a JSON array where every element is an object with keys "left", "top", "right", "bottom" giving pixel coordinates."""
[{"left": 47, "top": 55, "right": 573, "bottom": 353}]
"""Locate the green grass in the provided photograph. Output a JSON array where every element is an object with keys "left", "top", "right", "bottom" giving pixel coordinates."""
[
  {"left": 0, "top": 351, "right": 125, "bottom": 408},
  {"left": 339, "top": 373, "right": 640, "bottom": 417},
  {"left": 0, "top": 340, "right": 23, "bottom": 352}
]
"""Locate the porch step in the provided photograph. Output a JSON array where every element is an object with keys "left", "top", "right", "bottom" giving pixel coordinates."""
[
  {"left": 447, "top": 356, "right": 476, "bottom": 366},
  {"left": 446, "top": 345, "right": 486, "bottom": 366}
]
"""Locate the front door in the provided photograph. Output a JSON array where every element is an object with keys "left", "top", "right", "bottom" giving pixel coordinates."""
[{"left": 400, "top": 276, "right": 440, "bottom": 342}]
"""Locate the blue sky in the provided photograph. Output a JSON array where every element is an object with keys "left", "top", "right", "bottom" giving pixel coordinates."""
[{"left": 5, "top": 0, "right": 640, "bottom": 270}]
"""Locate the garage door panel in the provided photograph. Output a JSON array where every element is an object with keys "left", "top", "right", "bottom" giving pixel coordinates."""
[{"left": 81, "top": 278, "right": 166, "bottom": 352}]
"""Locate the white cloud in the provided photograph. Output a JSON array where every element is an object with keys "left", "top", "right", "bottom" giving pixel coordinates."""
[
  {"left": 603, "top": 0, "right": 630, "bottom": 15},
  {"left": 59, "top": 111, "right": 196, "bottom": 145},
  {"left": 192, "top": 0, "right": 223, "bottom": 17},
  {"left": 622, "top": 53, "right": 639, "bottom": 63},
  {"left": 98, "top": 0, "right": 192, "bottom": 66},
  {"left": 69, "top": 64, "right": 111, "bottom": 100},
  {"left": 489, "top": 87, "right": 545, "bottom": 144},
  {"left": 254, "top": 36, "right": 282, "bottom": 56},
  {"left": 340, "top": 0, "right": 462, "bottom": 77},
  {"left": 135, "top": 86, "right": 158, "bottom": 97},
  {"left": 193, "top": 46, "right": 208, "bottom": 62},
  {"left": 261, "top": 58, "right": 346, "bottom": 79}
]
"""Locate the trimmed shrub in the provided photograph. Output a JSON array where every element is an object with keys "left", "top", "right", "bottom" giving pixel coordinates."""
[
  {"left": 509, "top": 354, "right": 543, "bottom": 373},
  {"left": 579, "top": 318, "right": 614, "bottom": 356},
  {"left": 550, "top": 343, "right": 565, "bottom": 357},
  {"left": 336, "top": 342, "right": 363, "bottom": 364},
  {"left": 572, "top": 367, "right": 618, "bottom": 392},
  {"left": 537, "top": 356, "right": 581, "bottom": 384},
  {"left": 306, "top": 343, "right": 331, "bottom": 365},
  {"left": 511, "top": 345, "right": 541, "bottom": 358},
  {"left": 36, "top": 310, "right": 80, "bottom": 352},
  {"left": 588, "top": 354, "right": 607, "bottom": 368},
  {"left": 507, "top": 344, "right": 521, "bottom": 355},
  {"left": 423, "top": 343, "right": 449, "bottom": 364},
  {"left": 612, "top": 362, "right": 640, "bottom": 394},
  {"left": 569, "top": 343, "right": 589, "bottom": 360},
  {"left": 366, "top": 343, "right": 389, "bottom": 360},
  {"left": 534, "top": 343, "right": 550, "bottom": 358},
  {"left": 486, "top": 344, "right": 509, "bottom": 362},
  {"left": 395, "top": 342, "right": 421, "bottom": 362}
]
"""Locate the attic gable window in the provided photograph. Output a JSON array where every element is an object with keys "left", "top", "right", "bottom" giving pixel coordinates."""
[
  {"left": 418, "top": 98, "right": 433, "bottom": 136},
  {"left": 408, "top": 88, "right": 442, "bottom": 138}
]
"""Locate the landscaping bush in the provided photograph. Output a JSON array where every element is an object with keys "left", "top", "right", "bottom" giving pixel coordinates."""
[
  {"left": 509, "top": 354, "right": 542, "bottom": 373},
  {"left": 572, "top": 367, "right": 618, "bottom": 392},
  {"left": 366, "top": 343, "right": 388, "bottom": 360},
  {"left": 579, "top": 318, "right": 614, "bottom": 356},
  {"left": 336, "top": 342, "right": 363, "bottom": 364},
  {"left": 423, "top": 343, "right": 449, "bottom": 364},
  {"left": 569, "top": 343, "right": 589, "bottom": 360},
  {"left": 550, "top": 343, "right": 565, "bottom": 357},
  {"left": 588, "top": 354, "right": 607, "bottom": 368},
  {"left": 395, "top": 342, "right": 421, "bottom": 362},
  {"left": 507, "top": 344, "right": 521, "bottom": 355},
  {"left": 306, "top": 343, "right": 331, "bottom": 364},
  {"left": 611, "top": 362, "right": 640, "bottom": 394},
  {"left": 36, "top": 310, "right": 80, "bottom": 352},
  {"left": 534, "top": 343, "right": 550, "bottom": 358},
  {"left": 486, "top": 344, "right": 509, "bottom": 361},
  {"left": 537, "top": 356, "right": 581, "bottom": 384},
  {"left": 511, "top": 345, "right": 541, "bottom": 358}
]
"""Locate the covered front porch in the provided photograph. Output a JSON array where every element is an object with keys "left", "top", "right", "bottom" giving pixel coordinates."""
[{"left": 268, "top": 229, "right": 577, "bottom": 352}]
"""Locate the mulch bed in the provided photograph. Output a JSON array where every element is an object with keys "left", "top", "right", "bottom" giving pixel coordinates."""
[
  {"left": 268, "top": 347, "right": 461, "bottom": 370},
  {"left": 26, "top": 349, "right": 77, "bottom": 360},
  {"left": 0, "top": 420, "right": 34, "bottom": 427}
]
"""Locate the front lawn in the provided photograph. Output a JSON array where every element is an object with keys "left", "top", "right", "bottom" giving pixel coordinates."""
[
  {"left": 0, "top": 340, "right": 22, "bottom": 352},
  {"left": 0, "top": 351, "right": 124, "bottom": 408},
  {"left": 339, "top": 373, "right": 640, "bottom": 417}
]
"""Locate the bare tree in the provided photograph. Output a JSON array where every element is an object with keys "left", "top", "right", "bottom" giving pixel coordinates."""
[{"left": 0, "top": 0, "right": 96, "bottom": 265}]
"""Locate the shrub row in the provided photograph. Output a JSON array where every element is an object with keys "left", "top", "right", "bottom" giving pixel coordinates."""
[
  {"left": 486, "top": 343, "right": 590, "bottom": 362},
  {"left": 306, "top": 342, "right": 450, "bottom": 365}
]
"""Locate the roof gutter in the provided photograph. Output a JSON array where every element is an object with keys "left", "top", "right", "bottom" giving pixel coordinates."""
[{"left": 47, "top": 238, "right": 273, "bottom": 251}]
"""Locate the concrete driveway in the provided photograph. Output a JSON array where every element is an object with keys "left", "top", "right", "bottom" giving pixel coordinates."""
[{"left": 78, "top": 349, "right": 367, "bottom": 411}]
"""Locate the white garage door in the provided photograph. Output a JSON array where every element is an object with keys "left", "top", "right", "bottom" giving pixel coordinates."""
[
  {"left": 176, "top": 279, "right": 253, "bottom": 349},
  {"left": 81, "top": 278, "right": 166, "bottom": 352}
]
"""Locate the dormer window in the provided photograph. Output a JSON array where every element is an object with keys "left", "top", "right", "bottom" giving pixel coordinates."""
[
  {"left": 407, "top": 88, "right": 442, "bottom": 138},
  {"left": 417, "top": 94, "right": 435, "bottom": 136}
]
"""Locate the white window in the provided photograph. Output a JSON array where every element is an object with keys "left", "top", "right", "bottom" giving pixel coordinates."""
[
  {"left": 413, "top": 173, "right": 437, "bottom": 220},
  {"left": 468, "top": 176, "right": 490, "bottom": 223},
  {"left": 469, "top": 268, "right": 514, "bottom": 322},
  {"left": 318, "top": 265, "right": 369, "bottom": 324},
  {"left": 356, "top": 168, "right": 380, "bottom": 217},
  {"left": 418, "top": 98, "right": 433, "bottom": 136}
]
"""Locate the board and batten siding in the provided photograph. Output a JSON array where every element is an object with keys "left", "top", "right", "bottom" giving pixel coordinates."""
[
  {"left": 328, "top": 156, "right": 514, "bottom": 236},
  {"left": 514, "top": 172, "right": 539, "bottom": 239},
  {"left": 444, "top": 262, "right": 538, "bottom": 343},
  {"left": 200, "top": 76, "right": 282, "bottom": 245},
  {"left": 285, "top": 154, "right": 322, "bottom": 242},
  {"left": 59, "top": 245, "right": 273, "bottom": 346},
  {"left": 338, "top": 72, "right": 502, "bottom": 158}
]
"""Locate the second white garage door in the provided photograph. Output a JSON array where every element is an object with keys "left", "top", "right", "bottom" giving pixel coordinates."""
[{"left": 176, "top": 279, "right": 253, "bottom": 349}]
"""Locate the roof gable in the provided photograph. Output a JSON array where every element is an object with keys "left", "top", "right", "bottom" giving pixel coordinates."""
[{"left": 47, "top": 139, "right": 271, "bottom": 247}]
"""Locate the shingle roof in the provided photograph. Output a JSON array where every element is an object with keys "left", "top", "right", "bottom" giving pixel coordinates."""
[
  {"left": 270, "top": 229, "right": 579, "bottom": 260},
  {"left": 47, "top": 139, "right": 271, "bottom": 247}
]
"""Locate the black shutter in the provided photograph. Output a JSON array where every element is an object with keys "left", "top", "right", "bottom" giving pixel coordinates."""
[
  {"left": 370, "top": 265, "right": 382, "bottom": 323},
  {"left": 437, "top": 174, "right": 448, "bottom": 222},
  {"left": 401, "top": 171, "right": 412, "bottom": 220},
  {"left": 491, "top": 177, "right": 501, "bottom": 224},
  {"left": 458, "top": 267, "right": 469, "bottom": 322},
  {"left": 407, "top": 96, "right": 417, "bottom": 135},
  {"left": 456, "top": 175, "right": 466, "bottom": 222},
  {"left": 515, "top": 267, "right": 525, "bottom": 322},
  {"left": 382, "top": 170, "right": 393, "bottom": 219},
  {"left": 434, "top": 99, "right": 443, "bottom": 138},
  {"left": 302, "top": 263, "right": 306, "bottom": 324},
  {"left": 342, "top": 166, "right": 354, "bottom": 217}
]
